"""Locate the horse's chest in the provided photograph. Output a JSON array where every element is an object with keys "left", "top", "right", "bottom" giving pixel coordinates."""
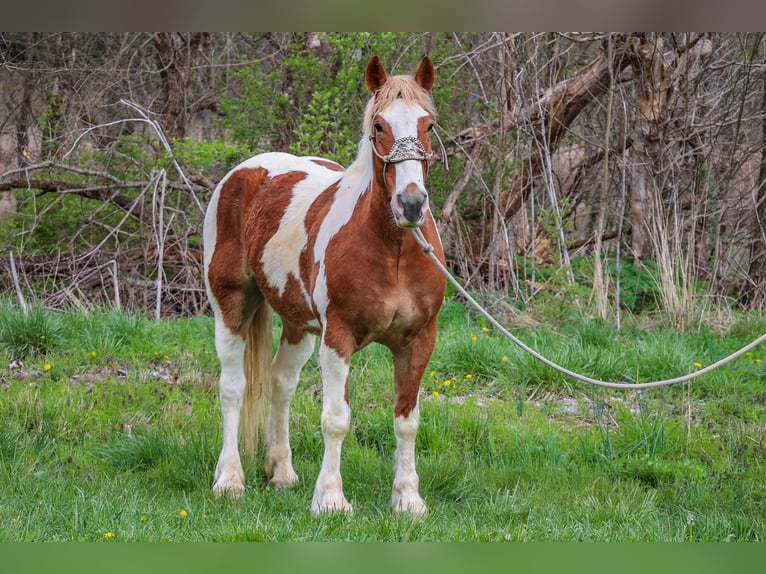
[{"left": 346, "top": 278, "right": 434, "bottom": 349}]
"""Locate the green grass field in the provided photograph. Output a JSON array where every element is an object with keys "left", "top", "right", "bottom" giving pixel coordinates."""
[{"left": 0, "top": 299, "right": 764, "bottom": 541}]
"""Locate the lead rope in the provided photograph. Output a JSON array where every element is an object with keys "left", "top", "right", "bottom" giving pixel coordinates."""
[{"left": 412, "top": 228, "right": 766, "bottom": 390}]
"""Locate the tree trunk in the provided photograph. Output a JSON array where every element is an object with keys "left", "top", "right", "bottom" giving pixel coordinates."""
[
  {"left": 747, "top": 48, "right": 766, "bottom": 306},
  {"left": 627, "top": 34, "right": 673, "bottom": 262},
  {"left": 152, "top": 33, "right": 208, "bottom": 140}
]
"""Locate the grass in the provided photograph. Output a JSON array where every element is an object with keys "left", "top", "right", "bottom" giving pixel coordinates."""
[{"left": 0, "top": 298, "right": 764, "bottom": 541}]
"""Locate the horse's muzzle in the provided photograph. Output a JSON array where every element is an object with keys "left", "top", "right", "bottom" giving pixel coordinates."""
[{"left": 393, "top": 184, "right": 428, "bottom": 228}]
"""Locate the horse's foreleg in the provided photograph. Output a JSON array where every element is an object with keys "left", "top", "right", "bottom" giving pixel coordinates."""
[
  {"left": 265, "top": 327, "right": 315, "bottom": 489},
  {"left": 311, "top": 339, "right": 353, "bottom": 514},
  {"left": 391, "top": 321, "right": 437, "bottom": 516},
  {"left": 392, "top": 404, "right": 425, "bottom": 515},
  {"left": 212, "top": 318, "right": 248, "bottom": 498}
]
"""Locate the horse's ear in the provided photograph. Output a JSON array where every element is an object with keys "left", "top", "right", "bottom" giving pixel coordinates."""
[
  {"left": 366, "top": 56, "right": 387, "bottom": 93},
  {"left": 414, "top": 56, "right": 435, "bottom": 92}
]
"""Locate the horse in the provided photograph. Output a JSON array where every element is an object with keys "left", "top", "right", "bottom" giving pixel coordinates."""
[{"left": 202, "top": 55, "right": 446, "bottom": 515}]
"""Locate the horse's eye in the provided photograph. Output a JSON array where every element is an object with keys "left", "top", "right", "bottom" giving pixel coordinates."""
[{"left": 374, "top": 121, "right": 384, "bottom": 134}]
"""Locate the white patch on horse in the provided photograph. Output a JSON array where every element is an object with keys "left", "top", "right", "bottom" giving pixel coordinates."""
[
  {"left": 381, "top": 99, "right": 429, "bottom": 197},
  {"left": 392, "top": 403, "right": 427, "bottom": 515},
  {"left": 312, "top": 169, "right": 370, "bottom": 321},
  {"left": 259, "top": 154, "right": 343, "bottom": 300}
]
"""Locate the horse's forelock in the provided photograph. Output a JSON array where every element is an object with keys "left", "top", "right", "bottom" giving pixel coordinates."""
[{"left": 363, "top": 75, "right": 435, "bottom": 138}]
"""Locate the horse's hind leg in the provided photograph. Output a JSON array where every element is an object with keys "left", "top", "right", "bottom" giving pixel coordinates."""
[
  {"left": 208, "top": 276, "right": 262, "bottom": 497},
  {"left": 211, "top": 313, "right": 248, "bottom": 497},
  {"left": 265, "top": 324, "right": 315, "bottom": 488}
]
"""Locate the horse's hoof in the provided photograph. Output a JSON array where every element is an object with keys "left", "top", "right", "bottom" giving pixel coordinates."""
[
  {"left": 265, "top": 455, "right": 299, "bottom": 489},
  {"left": 268, "top": 469, "right": 299, "bottom": 489},
  {"left": 311, "top": 493, "right": 353, "bottom": 515},
  {"left": 213, "top": 477, "right": 245, "bottom": 499},
  {"left": 392, "top": 494, "right": 428, "bottom": 517}
]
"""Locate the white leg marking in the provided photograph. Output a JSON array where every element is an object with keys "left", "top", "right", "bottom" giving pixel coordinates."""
[
  {"left": 212, "top": 318, "right": 247, "bottom": 498},
  {"left": 311, "top": 343, "right": 353, "bottom": 514},
  {"left": 265, "top": 333, "right": 316, "bottom": 488},
  {"left": 392, "top": 404, "right": 427, "bottom": 516}
]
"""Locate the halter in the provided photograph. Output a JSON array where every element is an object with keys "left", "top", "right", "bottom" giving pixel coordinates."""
[
  {"left": 370, "top": 135, "right": 432, "bottom": 165},
  {"left": 369, "top": 131, "right": 449, "bottom": 190}
]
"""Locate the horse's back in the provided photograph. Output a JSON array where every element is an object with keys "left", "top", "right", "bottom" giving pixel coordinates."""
[{"left": 205, "top": 152, "right": 344, "bottom": 257}]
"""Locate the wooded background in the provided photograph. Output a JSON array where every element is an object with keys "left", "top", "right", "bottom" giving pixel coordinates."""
[{"left": 1, "top": 33, "right": 765, "bottom": 324}]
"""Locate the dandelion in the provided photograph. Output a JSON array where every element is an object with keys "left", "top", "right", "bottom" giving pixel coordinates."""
[
  {"left": 501, "top": 355, "right": 509, "bottom": 363},
  {"left": 694, "top": 362, "right": 703, "bottom": 369},
  {"left": 444, "top": 379, "right": 452, "bottom": 386},
  {"left": 432, "top": 391, "right": 439, "bottom": 398},
  {"left": 756, "top": 358, "right": 762, "bottom": 364},
  {"left": 471, "top": 334, "right": 477, "bottom": 342},
  {"left": 179, "top": 509, "right": 189, "bottom": 518},
  {"left": 481, "top": 326, "right": 490, "bottom": 332},
  {"left": 43, "top": 364, "right": 52, "bottom": 372},
  {"left": 40, "top": 335, "right": 46, "bottom": 340},
  {"left": 163, "top": 354, "right": 170, "bottom": 360},
  {"left": 104, "top": 532, "right": 114, "bottom": 539},
  {"left": 429, "top": 370, "right": 436, "bottom": 377},
  {"left": 140, "top": 515, "right": 147, "bottom": 522},
  {"left": 90, "top": 351, "right": 97, "bottom": 358},
  {"left": 465, "top": 374, "right": 473, "bottom": 380}
]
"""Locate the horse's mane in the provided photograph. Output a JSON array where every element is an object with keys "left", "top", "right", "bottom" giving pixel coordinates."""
[{"left": 341, "top": 74, "right": 435, "bottom": 194}]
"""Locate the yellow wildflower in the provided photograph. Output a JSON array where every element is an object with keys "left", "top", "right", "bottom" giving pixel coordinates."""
[
  {"left": 465, "top": 374, "right": 473, "bottom": 380},
  {"left": 444, "top": 379, "right": 452, "bottom": 386},
  {"left": 756, "top": 358, "right": 762, "bottom": 364},
  {"left": 502, "top": 356, "right": 509, "bottom": 362},
  {"left": 180, "top": 509, "right": 189, "bottom": 517},
  {"left": 481, "top": 326, "right": 490, "bottom": 332},
  {"left": 432, "top": 391, "right": 439, "bottom": 398},
  {"left": 694, "top": 362, "right": 702, "bottom": 369},
  {"left": 43, "top": 364, "right": 52, "bottom": 372},
  {"left": 471, "top": 334, "right": 477, "bottom": 341},
  {"left": 104, "top": 532, "right": 114, "bottom": 539},
  {"left": 90, "top": 351, "right": 97, "bottom": 358}
]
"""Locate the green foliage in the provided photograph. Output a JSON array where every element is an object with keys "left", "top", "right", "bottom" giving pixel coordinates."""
[
  {"left": 216, "top": 33, "right": 467, "bottom": 168},
  {"left": 0, "top": 305, "right": 64, "bottom": 359},
  {"left": 609, "top": 258, "right": 662, "bottom": 314},
  {"left": 171, "top": 139, "right": 251, "bottom": 173}
]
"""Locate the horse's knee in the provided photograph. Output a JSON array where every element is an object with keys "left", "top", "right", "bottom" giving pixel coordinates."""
[{"left": 321, "top": 405, "right": 350, "bottom": 439}]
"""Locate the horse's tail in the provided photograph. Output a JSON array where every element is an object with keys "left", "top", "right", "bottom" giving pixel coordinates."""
[{"left": 240, "top": 302, "right": 273, "bottom": 458}]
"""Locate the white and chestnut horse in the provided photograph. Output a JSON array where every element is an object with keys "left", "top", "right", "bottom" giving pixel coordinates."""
[{"left": 203, "top": 56, "right": 446, "bottom": 515}]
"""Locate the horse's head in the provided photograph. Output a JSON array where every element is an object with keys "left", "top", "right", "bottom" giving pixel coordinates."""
[{"left": 365, "top": 55, "right": 436, "bottom": 229}]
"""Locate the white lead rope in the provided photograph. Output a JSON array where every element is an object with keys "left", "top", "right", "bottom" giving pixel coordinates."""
[{"left": 412, "top": 228, "right": 766, "bottom": 390}]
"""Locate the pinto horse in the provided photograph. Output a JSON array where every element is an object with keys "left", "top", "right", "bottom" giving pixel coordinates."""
[{"left": 203, "top": 56, "right": 446, "bottom": 515}]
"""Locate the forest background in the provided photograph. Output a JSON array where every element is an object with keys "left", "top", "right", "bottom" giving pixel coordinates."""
[{"left": 1, "top": 32, "right": 765, "bottom": 326}]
